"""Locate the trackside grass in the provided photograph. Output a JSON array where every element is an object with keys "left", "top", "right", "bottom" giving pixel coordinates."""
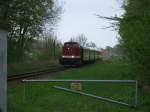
[
  {"left": 8, "top": 60, "right": 60, "bottom": 75},
  {"left": 8, "top": 60, "right": 150, "bottom": 112}
]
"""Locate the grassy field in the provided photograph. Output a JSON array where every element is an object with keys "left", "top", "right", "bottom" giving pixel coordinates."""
[
  {"left": 8, "top": 60, "right": 60, "bottom": 75},
  {"left": 8, "top": 60, "right": 150, "bottom": 112}
]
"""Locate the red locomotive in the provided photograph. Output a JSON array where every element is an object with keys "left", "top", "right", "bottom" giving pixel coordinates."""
[{"left": 59, "top": 42, "right": 99, "bottom": 66}]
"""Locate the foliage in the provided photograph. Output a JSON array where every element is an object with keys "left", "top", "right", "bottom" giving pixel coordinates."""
[
  {"left": 8, "top": 33, "right": 62, "bottom": 75},
  {"left": 29, "top": 34, "right": 62, "bottom": 61},
  {"left": 111, "top": 44, "right": 125, "bottom": 59},
  {"left": 0, "top": 0, "right": 10, "bottom": 29},
  {"left": 86, "top": 41, "right": 97, "bottom": 48},
  {"left": 97, "top": 0, "right": 150, "bottom": 86},
  {"left": 11, "top": 34, "right": 62, "bottom": 65},
  {"left": 119, "top": 0, "right": 150, "bottom": 86},
  {"left": 70, "top": 34, "right": 88, "bottom": 47},
  {"left": 0, "top": 0, "right": 62, "bottom": 63},
  {"left": 70, "top": 34, "right": 97, "bottom": 48}
]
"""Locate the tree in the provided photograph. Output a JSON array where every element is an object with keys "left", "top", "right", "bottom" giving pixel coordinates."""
[
  {"left": 44, "top": 33, "right": 62, "bottom": 59},
  {"left": 86, "top": 42, "right": 97, "bottom": 48},
  {"left": 97, "top": 0, "right": 150, "bottom": 87},
  {"left": 70, "top": 34, "right": 87, "bottom": 47},
  {"left": 119, "top": 0, "right": 150, "bottom": 87},
  {"left": 0, "top": 0, "right": 62, "bottom": 63},
  {"left": 111, "top": 44, "right": 125, "bottom": 59},
  {"left": 29, "top": 33, "right": 62, "bottom": 62}
]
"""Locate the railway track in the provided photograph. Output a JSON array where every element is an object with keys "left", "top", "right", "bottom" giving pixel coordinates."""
[
  {"left": 8, "top": 62, "right": 99, "bottom": 82},
  {"left": 8, "top": 66, "right": 67, "bottom": 81}
]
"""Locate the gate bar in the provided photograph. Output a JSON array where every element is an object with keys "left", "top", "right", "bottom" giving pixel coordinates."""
[
  {"left": 54, "top": 86, "right": 131, "bottom": 107},
  {"left": 22, "top": 79, "right": 136, "bottom": 83},
  {"left": 22, "top": 79, "right": 138, "bottom": 107}
]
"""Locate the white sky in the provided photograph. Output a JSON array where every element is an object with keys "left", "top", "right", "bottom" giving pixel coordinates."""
[{"left": 56, "top": 0, "right": 124, "bottom": 48}]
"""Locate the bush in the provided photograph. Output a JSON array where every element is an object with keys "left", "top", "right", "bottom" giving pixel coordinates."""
[{"left": 119, "top": 0, "right": 150, "bottom": 86}]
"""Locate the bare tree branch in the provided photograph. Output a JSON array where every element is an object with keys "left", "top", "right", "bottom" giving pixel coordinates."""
[{"left": 96, "top": 14, "right": 122, "bottom": 21}]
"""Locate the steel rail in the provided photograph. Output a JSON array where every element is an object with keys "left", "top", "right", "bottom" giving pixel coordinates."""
[
  {"left": 8, "top": 67, "right": 66, "bottom": 81},
  {"left": 8, "top": 63, "right": 96, "bottom": 81}
]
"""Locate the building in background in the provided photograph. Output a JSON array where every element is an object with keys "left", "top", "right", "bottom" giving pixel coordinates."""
[{"left": 100, "top": 50, "right": 112, "bottom": 60}]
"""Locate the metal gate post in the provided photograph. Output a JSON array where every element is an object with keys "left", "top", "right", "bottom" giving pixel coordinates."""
[{"left": 135, "top": 81, "right": 138, "bottom": 107}]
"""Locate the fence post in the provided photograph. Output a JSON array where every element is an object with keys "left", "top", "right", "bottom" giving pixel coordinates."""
[
  {"left": 135, "top": 81, "right": 138, "bottom": 107},
  {"left": 0, "top": 29, "right": 7, "bottom": 112}
]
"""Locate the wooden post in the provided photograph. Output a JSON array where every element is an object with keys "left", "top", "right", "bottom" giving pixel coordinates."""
[{"left": 0, "top": 29, "right": 7, "bottom": 112}]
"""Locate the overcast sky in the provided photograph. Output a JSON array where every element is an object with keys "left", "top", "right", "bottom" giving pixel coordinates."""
[{"left": 56, "top": 0, "right": 124, "bottom": 48}]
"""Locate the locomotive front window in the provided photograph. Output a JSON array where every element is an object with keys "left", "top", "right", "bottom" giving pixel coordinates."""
[
  {"left": 73, "top": 44, "right": 79, "bottom": 47},
  {"left": 65, "top": 44, "right": 70, "bottom": 46},
  {"left": 64, "top": 43, "right": 78, "bottom": 47}
]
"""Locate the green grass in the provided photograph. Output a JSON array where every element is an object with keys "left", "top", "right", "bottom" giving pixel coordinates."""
[
  {"left": 8, "top": 60, "right": 60, "bottom": 75},
  {"left": 8, "top": 60, "right": 150, "bottom": 112}
]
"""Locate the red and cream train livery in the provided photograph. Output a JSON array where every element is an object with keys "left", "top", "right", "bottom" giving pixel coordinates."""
[{"left": 59, "top": 42, "right": 99, "bottom": 66}]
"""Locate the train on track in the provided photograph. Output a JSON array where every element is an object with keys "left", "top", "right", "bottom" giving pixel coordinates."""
[{"left": 59, "top": 42, "right": 100, "bottom": 66}]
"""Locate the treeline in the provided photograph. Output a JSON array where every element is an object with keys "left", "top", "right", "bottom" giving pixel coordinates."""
[
  {"left": 30, "top": 35, "right": 62, "bottom": 62},
  {"left": 0, "top": 0, "right": 62, "bottom": 63},
  {"left": 119, "top": 0, "right": 150, "bottom": 87},
  {"left": 100, "top": 45, "right": 125, "bottom": 60},
  {"left": 70, "top": 34, "right": 97, "bottom": 48},
  {"left": 97, "top": 0, "right": 150, "bottom": 87}
]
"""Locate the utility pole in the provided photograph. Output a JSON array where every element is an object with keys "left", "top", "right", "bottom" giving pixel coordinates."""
[{"left": 0, "top": 29, "right": 7, "bottom": 112}]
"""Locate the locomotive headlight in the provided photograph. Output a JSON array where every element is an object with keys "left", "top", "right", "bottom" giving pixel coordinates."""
[{"left": 71, "top": 56, "right": 75, "bottom": 58}]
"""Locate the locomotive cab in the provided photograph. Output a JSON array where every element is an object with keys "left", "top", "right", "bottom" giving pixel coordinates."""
[{"left": 59, "top": 42, "right": 83, "bottom": 66}]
